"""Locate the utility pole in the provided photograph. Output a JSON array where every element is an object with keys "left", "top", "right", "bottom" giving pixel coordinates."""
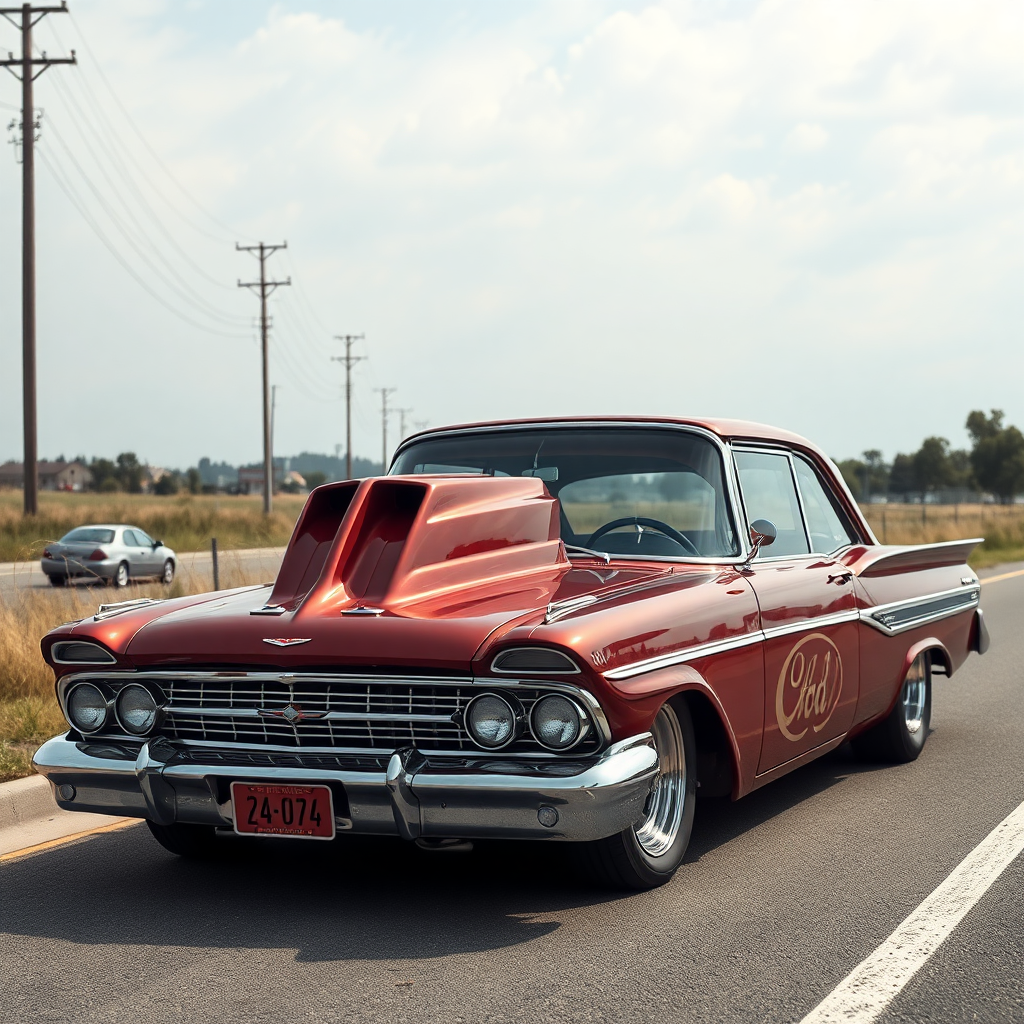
[
  {"left": 375, "top": 387, "right": 397, "bottom": 473},
  {"left": 1, "top": 2, "right": 76, "bottom": 516},
  {"left": 237, "top": 242, "right": 289, "bottom": 514},
  {"left": 396, "top": 407, "right": 413, "bottom": 442},
  {"left": 330, "top": 334, "right": 365, "bottom": 480},
  {"left": 270, "top": 384, "right": 280, "bottom": 491}
]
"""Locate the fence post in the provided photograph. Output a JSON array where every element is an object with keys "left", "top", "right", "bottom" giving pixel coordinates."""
[
  {"left": 922, "top": 503, "right": 926, "bottom": 526},
  {"left": 211, "top": 537, "right": 220, "bottom": 591},
  {"left": 882, "top": 508, "right": 887, "bottom": 544}
]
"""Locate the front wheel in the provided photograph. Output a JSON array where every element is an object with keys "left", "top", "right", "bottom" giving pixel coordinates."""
[
  {"left": 161, "top": 559, "right": 175, "bottom": 585},
  {"left": 852, "top": 653, "right": 931, "bottom": 763},
  {"left": 577, "top": 698, "right": 696, "bottom": 890}
]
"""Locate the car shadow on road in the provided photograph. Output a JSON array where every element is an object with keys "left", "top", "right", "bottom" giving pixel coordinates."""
[
  {"left": 0, "top": 827, "right": 622, "bottom": 962},
  {"left": 685, "top": 739, "right": 903, "bottom": 864}
]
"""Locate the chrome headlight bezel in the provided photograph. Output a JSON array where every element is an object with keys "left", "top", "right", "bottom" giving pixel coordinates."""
[
  {"left": 114, "top": 682, "right": 165, "bottom": 737},
  {"left": 463, "top": 691, "right": 525, "bottom": 751},
  {"left": 529, "top": 693, "right": 591, "bottom": 751},
  {"left": 64, "top": 680, "right": 112, "bottom": 735}
]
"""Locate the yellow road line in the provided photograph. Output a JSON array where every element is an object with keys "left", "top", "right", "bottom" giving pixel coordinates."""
[
  {"left": 980, "top": 567, "right": 1024, "bottom": 586},
  {"left": 0, "top": 817, "right": 139, "bottom": 864}
]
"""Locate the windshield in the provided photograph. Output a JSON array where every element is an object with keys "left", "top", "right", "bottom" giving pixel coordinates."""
[
  {"left": 391, "top": 428, "right": 738, "bottom": 559},
  {"left": 60, "top": 527, "right": 115, "bottom": 544}
]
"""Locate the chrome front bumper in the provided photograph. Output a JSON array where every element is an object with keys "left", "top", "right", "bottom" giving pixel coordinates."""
[{"left": 32, "top": 733, "right": 659, "bottom": 843}]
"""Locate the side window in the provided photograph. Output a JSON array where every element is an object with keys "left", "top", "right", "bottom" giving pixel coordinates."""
[
  {"left": 734, "top": 451, "right": 810, "bottom": 557},
  {"left": 134, "top": 529, "right": 155, "bottom": 547},
  {"left": 794, "top": 458, "right": 854, "bottom": 553},
  {"left": 122, "top": 530, "right": 139, "bottom": 546}
]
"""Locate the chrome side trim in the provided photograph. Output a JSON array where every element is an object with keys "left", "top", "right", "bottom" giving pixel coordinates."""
[
  {"left": 861, "top": 585, "right": 980, "bottom": 636},
  {"left": 603, "top": 632, "right": 762, "bottom": 680},
  {"left": 545, "top": 595, "right": 598, "bottom": 623},
  {"left": 604, "top": 607, "right": 860, "bottom": 681},
  {"left": 761, "top": 608, "right": 860, "bottom": 641}
]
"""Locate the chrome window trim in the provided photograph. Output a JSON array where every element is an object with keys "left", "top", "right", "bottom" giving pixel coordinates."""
[
  {"left": 791, "top": 452, "right": 859, "bottom": 553},
  {"left": 390, "top": 420, "right": 749, "bottom": 563},
  {"left": 731, "top": 443, "right": 813, "bottom": 557},
  {"left": 51, "top": 641, "right": 117, "bottom": 666},
  {"left": 861, "top": 586, "right": 980, "bottom": 636}
]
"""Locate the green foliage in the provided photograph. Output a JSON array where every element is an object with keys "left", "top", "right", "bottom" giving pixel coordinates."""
[
  {"left": 913, "top": 436, "right": 951, "bottom": 495},
  {"left": 304, "top": 471, "right": 328, "bottom": 490},
  {"left": 966, "top": 409, "right": 1024, "bottom": 503},
  {"left": 186, "top": 467, "right": 202, "bottom": 495},
  {"left": 154, "top": 472, "right": 180, "bottom": 496},
  {"left": 115, "top": 452, "right": 144, "bottom": 494},
  {"left": 888, "top": 453, "right": 915, "bottom": 500}
]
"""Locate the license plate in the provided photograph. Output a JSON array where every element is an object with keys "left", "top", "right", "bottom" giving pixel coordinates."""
[{"left": 230, "top": 782, "right": 335, "bottom": 840}]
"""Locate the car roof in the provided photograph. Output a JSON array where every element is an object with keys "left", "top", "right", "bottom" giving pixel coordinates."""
[{"left": 399, "top": 415, "right": 824, "bottom": 458}]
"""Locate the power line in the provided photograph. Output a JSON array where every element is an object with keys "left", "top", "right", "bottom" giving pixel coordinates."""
[
  {"left": 238, "top": 242, "right": 290, "bottom": 514},
  {"left": 42, "top": 112, "right": 248, "bottom": 328},
  {"left": 64, "top": 8, "right": 251, "bottom": 245}
]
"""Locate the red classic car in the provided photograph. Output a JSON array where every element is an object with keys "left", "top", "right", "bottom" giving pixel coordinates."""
[{"left": 33, "top": 417, "right": 988, "bottom": 889}]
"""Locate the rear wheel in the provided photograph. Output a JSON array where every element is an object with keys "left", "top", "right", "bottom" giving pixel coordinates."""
[
  {"left": 161, "top": 559, "right": 175, "bottom": 585},
  {"left": 577, "top": 698, "right": 696, "bottom": 890},
  {"left": 146, "top": 820, "right": 219, "bottom": 858},
  {"left": 112, "top": 561, "right": 129, "bottom": 588},
  {"left": 852, "top": 654, "right": 931, "bottom": 763},
  {"left": 47, "top": 574, "right": 66, "bottom": 587}
]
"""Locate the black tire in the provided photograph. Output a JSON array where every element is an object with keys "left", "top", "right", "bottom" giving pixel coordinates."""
[
  {"left": 47, "top": 574, "right": 67, "bottom": 587},
  {"left": 852, "top": 654, "right": 931, "bottom": 763},
  {"left": 112, "top": 561, "right": 129, "bottom": 588},
  {"left": 161, "top": 559, "right": 175, "bottom": 585},
  {"left": 146, "top": 820, "right": 219, "bottom": 858},
  {"left": 577, "top": 698, "right": 696, "bottom": 890}
]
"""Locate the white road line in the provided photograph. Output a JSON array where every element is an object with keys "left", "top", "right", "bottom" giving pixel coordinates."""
[{"left": 800, "top": 799, "right": 1024, "bottom": 1023}]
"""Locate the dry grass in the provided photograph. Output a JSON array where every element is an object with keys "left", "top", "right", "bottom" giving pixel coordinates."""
[
  {"left": 0, "top": 489, "right": 305, "bottom": 563},
  {"left": 0, "top": 567, "right": 268, "bottom": 782},
  {"left": 863, "top": 503, "right": 1024, "bottom": 568}
]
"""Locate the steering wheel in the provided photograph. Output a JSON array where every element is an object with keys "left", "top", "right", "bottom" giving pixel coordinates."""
[{"left": 585, "top": 516, "right": 700, "bottom": 556}]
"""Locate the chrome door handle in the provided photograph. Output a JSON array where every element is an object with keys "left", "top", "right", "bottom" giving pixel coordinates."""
[{"left": 827, "top": 571, "right": 853, "bottom": 585}]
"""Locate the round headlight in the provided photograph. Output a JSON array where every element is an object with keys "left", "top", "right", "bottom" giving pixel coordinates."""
[
  {"left": 115, "top": 683, "right": 160, "bottom": 736},
  {"left": 465, "top": 693, "right": 520, "bottom": 750},
  {"left": 66, "top": 682, "right": 110, "bottom": 734},
  {"left": 530, "top": 694, "right": 589, "bottom": 750}
]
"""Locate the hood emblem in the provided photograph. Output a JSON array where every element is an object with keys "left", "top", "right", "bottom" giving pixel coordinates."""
[
  {"left": 257, "top": 703, "right": 325, "bottom": 723},
  {"left": 263, "top": 637, "right": 312, "bottom": 647}
]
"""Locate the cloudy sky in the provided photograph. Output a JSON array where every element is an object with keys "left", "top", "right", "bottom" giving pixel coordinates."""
[{"left": 0, "top": 0, "right": 1021, "bottom": 470}]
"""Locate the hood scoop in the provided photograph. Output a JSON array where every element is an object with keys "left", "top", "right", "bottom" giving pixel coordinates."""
[{"left": 266, "top": 475, "right": 569, "bottom": 616}]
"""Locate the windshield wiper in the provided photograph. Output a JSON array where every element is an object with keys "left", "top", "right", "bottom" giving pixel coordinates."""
[{"left": 564, "top": 544, "right": 612, "bottom": 564}]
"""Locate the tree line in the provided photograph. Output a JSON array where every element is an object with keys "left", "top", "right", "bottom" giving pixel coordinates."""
[{"left": 837, "top": 409, "right": 1024, "bottom": 504}]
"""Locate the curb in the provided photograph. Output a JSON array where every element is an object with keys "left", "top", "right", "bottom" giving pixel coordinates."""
[{"left": 0, "top": 773, "right": 55, "bottom": 830}]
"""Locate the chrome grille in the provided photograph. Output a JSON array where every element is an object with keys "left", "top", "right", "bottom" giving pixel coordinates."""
[{"left": 140, "top": 674, "right": 597, "bottom": 755}]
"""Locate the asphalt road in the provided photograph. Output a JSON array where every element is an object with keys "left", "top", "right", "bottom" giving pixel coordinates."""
[
  {"left": 1, "top": 569, "right": 1021, "bottom": 1024},
  {"left": 0, "top": 547, "right": 285, "bottom": 598}
]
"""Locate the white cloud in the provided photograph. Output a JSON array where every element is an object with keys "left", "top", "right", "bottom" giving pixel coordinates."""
[{"left": 0, "top": 0, "right": 1021, "bottom": 468}]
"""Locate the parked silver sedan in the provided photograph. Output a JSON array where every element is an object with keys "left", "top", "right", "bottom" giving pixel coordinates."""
[{"left": 41, "top": 525, "right": 176, "bottom": 588}]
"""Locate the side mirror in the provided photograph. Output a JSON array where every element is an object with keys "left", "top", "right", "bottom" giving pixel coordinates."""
[
  {"left": 153, "top": 539, "right": 163, "bottom": 548},
  {"left": 743, "top": 519, "right": 777, "bottom": 567}
]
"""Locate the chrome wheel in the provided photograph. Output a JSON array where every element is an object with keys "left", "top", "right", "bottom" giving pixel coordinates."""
[
  {"left": 161, "top": 559, "right": 174, "bottom": 585},
  {"left": 903, "top": 659, "right": 927, "bottom": 735},
  {"left": 114, "top": 562, "right": 129, "bottom": 588},
  {"left": 634, "top": 703, "right": 687, "bottom": 858}
]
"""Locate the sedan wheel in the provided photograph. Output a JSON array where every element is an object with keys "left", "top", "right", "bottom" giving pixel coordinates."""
[
  {"left": 852, "top": 653, "right": 932, "bottom": 763},
  {"left": 578, "top": 698, "right": 696, "bottom": 890},
  {"left": 161, "top": 559, "right": 175, "bottom": 585},
  {"left": 47, "top": 574, "right": 67, "bottom": 587},
  {"left": 112, "top": 561, "right": 129, "bottom": 588}
]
